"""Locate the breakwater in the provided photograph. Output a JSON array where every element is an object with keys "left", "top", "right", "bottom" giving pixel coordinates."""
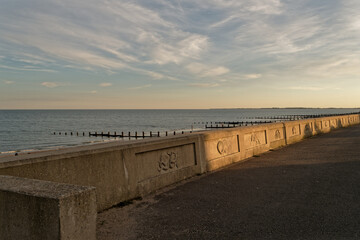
[{"left": 0, "top": 114, "right": 359, "bottom": 239}]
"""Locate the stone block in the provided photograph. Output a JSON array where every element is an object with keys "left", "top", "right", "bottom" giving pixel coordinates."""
[{"left": 0, "top": 175, "right": 96, "bottom": 240}]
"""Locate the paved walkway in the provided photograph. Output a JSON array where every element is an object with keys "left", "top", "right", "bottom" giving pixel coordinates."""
[{"left": 97, "top": 125, "right": 360, "bottom": 240}]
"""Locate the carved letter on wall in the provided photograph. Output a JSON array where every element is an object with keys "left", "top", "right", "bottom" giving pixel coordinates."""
[
  {"left": 250, "top": 133, "right": 261, "bottom": 145},
  {"left": 169, "top": 152, "right": 178, "bottom": 169},
  {"left": 158, "top": 152, "right": 178, "bottom": 172},
  {"left": 274, "top": 129, "right": 281, "bottom": 140},
  {"left": 331, "top": 120, "right": 336, "bottom": 127},
  {"left": 292, "top": 126, "right": 297, "bottom": 135},
  {"left": 244, "top": 131, "right": 266, "bottom": 149},
  {"left": 217, "top": 141, "right": 226, "bottom": 154}
]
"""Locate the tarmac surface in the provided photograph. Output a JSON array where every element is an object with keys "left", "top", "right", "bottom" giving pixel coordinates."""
[{"left": 97, "top": 124, "right": 360, "bottom": 240}]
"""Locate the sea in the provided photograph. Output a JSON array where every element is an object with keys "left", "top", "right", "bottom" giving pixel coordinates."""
[{"left": 0, "top": 108, "right": 358, "bottom": 154}]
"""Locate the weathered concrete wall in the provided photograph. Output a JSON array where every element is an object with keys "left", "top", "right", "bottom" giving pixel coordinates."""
[
  {"left": 0, "top": 134, "right": 203, "bottom": 211},
  {"left": 284, "top": 119, "right": 315, "bottom": 144},
  {"left": 201, "top": 127, "right": 241, "bottom": 171},
  {"left": 201, "top": 122, "right": 289, "bottom": 171},
  {"left": 241, "top": 124, "right": 271, "bottom": 159},
  {"left": 267, "top": 122, "right": 287, "bottom": 150},
  {"left": 129, "top": 134, "right": 204, "bottom": 198},
  {"left": 203, "top": 114, "right": 360, "bottom": 171},
  {"left": 0, "top": 175, "right": 96, "bottom": 240}
]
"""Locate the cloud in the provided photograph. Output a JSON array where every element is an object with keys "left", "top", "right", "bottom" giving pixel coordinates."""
[
  {"left": 287, "top": 86, "right": 324, "bottom": 91},
  {"left": 0, "top": 0, "right": 209, "bottom": 76},
  {"left": 3, "top": 80, "right": 14, "bottom": 84},
  {"left": 129, "top": 84, "right": 152, "bottom": 90},
  {"left": 99, "top": 82, "right": 112, "bottom": 87},
  {"left": 196, "top": 0, "right": 283, "bottom": 15},
  {"left": 247, "top": 0, "right": 283, "bottom": 14},
  {"left": 244, "top": 74, "right": 262, "bottom": 79},
  {"left": 189, "top": 83, "right": 220, "bottom": 88},
  {"left": 186, "top": 63, "right": 229, "bottom": 77},
  {"left": 210, "top": 15, "right": 237, "bottom": 28},
  {"left": 293, "top": 56, "right": 360, "bottom": 78},
  {"left": 203, "top": 67, "right": 229, "bottom": 77},
  {"left": 279, "top": 86, "right": 342, "bottom": 91},
  {"left": 0, "top": 64, "right": 56, "bottom": 72},
  {"left": 148, "top": 34, "right": 209, "bottom": 65},
  {"left": 89, "top": 90, "right": 97, "bottom": 94},
  {"left": 235, "top": 14, "right": 322, "bottom": 55},
  {"left": 1, "top": 0, "right": 360, "bottom": 107},
  {"left": 146, "top": 71, "right": 164, "bottom": 80},
  {"left": 185, "top": 63, "right": 207, "bottom": 75},
  {"left": 41, "top": 82, "right": 59, "bottom": 88}
]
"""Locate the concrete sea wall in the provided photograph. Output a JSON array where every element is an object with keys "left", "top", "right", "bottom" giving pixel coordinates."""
[{"left": 0, "top": 114, "right": 359, "bottom": 239}]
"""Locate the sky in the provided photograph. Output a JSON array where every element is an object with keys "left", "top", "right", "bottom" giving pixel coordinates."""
[{"left": 0, "top": 0, "right": 359, "bottom": 109}]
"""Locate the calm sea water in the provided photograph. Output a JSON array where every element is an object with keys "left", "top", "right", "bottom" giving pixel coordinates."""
[{"left": 0, "top": 109, "right": 358, "bottom": 153}]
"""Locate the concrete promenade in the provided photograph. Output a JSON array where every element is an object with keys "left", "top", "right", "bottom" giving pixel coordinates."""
[{"left": 97, "top": 124, "right": 360, "bottom": 239}]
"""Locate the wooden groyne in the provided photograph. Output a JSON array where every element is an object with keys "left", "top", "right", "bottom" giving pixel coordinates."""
[
  {"left": 53, "top": 130, "right": 191, "bottom": 138},
  {"left": 205, "top": 121, "right": 274, "bottom": 129}
]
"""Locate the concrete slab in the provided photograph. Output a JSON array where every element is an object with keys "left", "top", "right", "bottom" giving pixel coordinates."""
[{"left": 0, "top": 176, "right": 96, "bottom": 240}]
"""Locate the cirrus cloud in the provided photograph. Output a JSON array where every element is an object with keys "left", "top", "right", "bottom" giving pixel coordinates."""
[
  {"left": 244, "top": 74, "right": 262, "bottom": 79},
  {"left": 186, "top": 63, "right": 229, "bottom": 78},
  {"left": 41, "top": 82, "right": 59, "bottom": 88},
  {"left": 189, "top": 82, "right": 220, "bottom": 88},
  {"left": 129, "top": 84, "right": 152, "bottom": 90},
  {"left": 99, "top": 82, "right": 113, "bottom": 87}
]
